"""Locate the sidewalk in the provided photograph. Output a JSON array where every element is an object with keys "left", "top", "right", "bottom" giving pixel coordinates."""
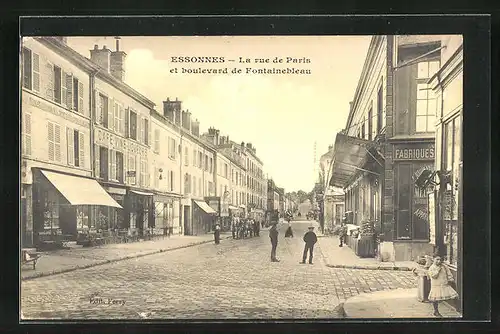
[
  {"left": 317, "top": 235, "right": 416, "bottom": 271},
  {"left": 21, "top": 232, "right": 231, "bottom": 281},
  {"left": 342, "top": 288, "right": 462, "bottom": 318}
]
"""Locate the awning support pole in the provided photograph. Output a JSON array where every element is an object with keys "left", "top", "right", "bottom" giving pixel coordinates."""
[{"left": 365, "top": 148, "right": 384, "bottom": 167}]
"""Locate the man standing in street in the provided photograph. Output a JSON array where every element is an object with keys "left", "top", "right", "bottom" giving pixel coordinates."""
[
  {"left": 301, "top": 226, "right": 318, "bottom": 264},
  {"left": 269, "top": 222, "right": 280, "bottom": 262}
]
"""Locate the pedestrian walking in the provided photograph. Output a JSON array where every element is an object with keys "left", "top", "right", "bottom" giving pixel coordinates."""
[
  {"left": 300, "top": 226, "right": 317, "bottom": 264},
  {"left": 339, "top": 222, "right": 347, "bottom": 247},
  {"left": 284, "top": 223, "right": 294, "bottom": 238},
  {"left": 214, "top": 223, "right": 221, "bottom": 244},
  {"left": 427, "top": 255, "right": 459, "bottom": 317},
  {"left": 269, "top": 222, "right": 280, "bottom": 262},
  {"left": 231, "top": 218, "right": 236, "bottom": 239}
]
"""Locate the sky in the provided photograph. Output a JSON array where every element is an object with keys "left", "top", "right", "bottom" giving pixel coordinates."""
[{"left": 67, "top": 36, "right": 371, "bottom": 192}]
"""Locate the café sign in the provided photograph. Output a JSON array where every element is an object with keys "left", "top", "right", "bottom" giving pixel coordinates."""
[{"left": 393, "top": 143, "right": 435, "bottom": 161}]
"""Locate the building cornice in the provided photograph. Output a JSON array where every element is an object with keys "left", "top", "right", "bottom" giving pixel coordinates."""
[{"left": 346, "top": 36, "right": 385, "bottom": 129}]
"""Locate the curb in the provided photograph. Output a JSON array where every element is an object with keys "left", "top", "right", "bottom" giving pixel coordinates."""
[
  {"left": 325, "top": 264, "right": 414, "bottom": 271},
  {"left": 21, "top": 235, "right": 231, "bottom": 281},
  {"left": 332, "top": 302, "right": 347, "bottom": 318}
]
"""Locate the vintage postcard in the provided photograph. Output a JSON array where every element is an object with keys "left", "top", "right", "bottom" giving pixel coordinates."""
[{"left": 20, "top": 33, "right": 464, "bottom": 320}]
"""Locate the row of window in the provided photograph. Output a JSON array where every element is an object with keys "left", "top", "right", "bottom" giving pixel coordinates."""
[
  {"left": 97, "top": 93, "right": 150, "bottom": 145},
  {"left": 183, "top": 173, "right": 215, "bottom": 197},
  {"left": 22, "top": 47, "right": 85, "bottom": 115},
  {"left": 354, "top": 60, "right": 440, "bottom": 140}
]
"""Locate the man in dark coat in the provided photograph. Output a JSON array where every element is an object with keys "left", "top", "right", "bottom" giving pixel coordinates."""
[
  {"left": 269, "top": 222, "right": 280, "bottom": 262},
  {"left": 301, "top": 226, "right": 318, "bottom": 264}
]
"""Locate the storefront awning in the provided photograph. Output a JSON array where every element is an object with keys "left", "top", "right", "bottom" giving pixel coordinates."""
[
  {"left": 41, "top": 170, "right": 122, "bottom": 208},
  {"left": 228, "top": 205, "right": 239, "bottom": 210},
  {"left": 329, "top": 133, "right": 380, "bottom": 189},
  {"left": 194, "top": 200, "right": 217, "bottom": 214},
  {"left": 131, "top": 190, "right": 154, "bottom": 196}
]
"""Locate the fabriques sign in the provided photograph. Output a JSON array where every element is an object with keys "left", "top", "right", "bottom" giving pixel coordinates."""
[{"left": 393, "top": 143, "right": 435, "bottom": 161}]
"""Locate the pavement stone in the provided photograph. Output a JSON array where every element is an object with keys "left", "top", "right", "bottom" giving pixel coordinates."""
[
  {"left": 342, "top": 288, "right": 462, "bottom": 318},
  {"left": 21, "top": 221, "right": 417, "bottom": 320}
]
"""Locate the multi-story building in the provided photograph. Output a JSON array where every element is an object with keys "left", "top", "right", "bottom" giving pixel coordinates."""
[
  {"left": 328, "top": 35, "right": 445, "bottom": 262},
  {"left": 163, "top": 99, "right": 217, "bottom": 236},
  {"left": 150, "top": 107, "right": 183, "bottom": 235},
  {"left": 242, "top": 142, "right": 266, "bottom": 215},
  {"left": 89, "top": 42, "right": 160, "bottom": 239},
  {"left": 320, "top": 146, "right": 345, "bottom": 228},
  {"left": 21, "top": 37, "right": 122, "bottom": 248},
  {"left": 428, "top": 35, "right": 463, "bottom": 312}
]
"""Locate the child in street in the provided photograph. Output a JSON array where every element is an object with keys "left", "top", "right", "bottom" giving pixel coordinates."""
[{"left": 427, "top": 255, "right": 459, "bottom": 317}]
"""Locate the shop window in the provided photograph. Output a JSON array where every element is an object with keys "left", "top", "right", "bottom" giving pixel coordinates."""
[
  {"left": 127, "top": 154, "right": 136, "bottom": 185},
  {"left": 76, "top": 206, "right": 90, "bottom": 230},
  {"left": 42, "top": 190, "right": 59, "bottom": 230}
]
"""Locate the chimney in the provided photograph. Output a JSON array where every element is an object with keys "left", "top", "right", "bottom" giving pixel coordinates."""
[
  {"left": 90, "top": 44, "right": 112, "bottom": 73},
  {"left": 181, "top": 110, "right": 187, "bottom": 129},
  {"left": 349, "top": 101, "right": 353, "bottom": 111},
  {"left": 241, "top": 142, "right": 245, "bottom": 148},
  {"left": 174, "top": 98, "right": 181, "bottom": 126},
  {"left": 215, "top": 130, "right": 220, "bottom": 146},
  {"left": 191, "top": 119, "right": 200, "bottom": 136},
  {"left": 110, "top": 37, "right": 127, "bottom": 81},
  {"left": 186, "top": 110, "right": 192, "bottom": 132}
]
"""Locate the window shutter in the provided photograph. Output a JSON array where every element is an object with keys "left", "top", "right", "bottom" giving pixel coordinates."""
[
  {"left": 119, "top": 105, "right": 125, "bottom": 135},
  {"left": 54, "top": 124, "right": 61, "bottom": 162},
  {"left": 147, "top": 119, "right": 151, "bottom": 146},
  {"left": 65, "top": 73, "right": 73, "bottom": 109},
  {"left": 125, "top": 108, "right": 130, "bottom": 138},
  {"left": 61, "top": 70, "right": 68, "bottom": 107},
  {"left": 139, "top": 117, "right": 144, "bottom": 144},
  {"left": 95, "top": 144, "right": 100, "bottom": 178},
  {"left": 79, "top": 132, "right": 85, "bottom": 168},
  {"left": 108, "top": 97, "right": 113, "bottom": 130},
  {"left": 78, "top": 81, "right": 84, "bottom": 114},
  {"left": 67, "top": 127, "right": 74, "bottom": 165},
  {"left": 48, "top": 122, "right": 55, "bottom": 160},
  {"left": 32, "top": 53, "right": 40, "bottom": 92},
  {"left": 45, "top": 61, "right": 54, "bottom": 100},
  {"left": 113, "top": 101, "right": 119, "bottom": 133}
]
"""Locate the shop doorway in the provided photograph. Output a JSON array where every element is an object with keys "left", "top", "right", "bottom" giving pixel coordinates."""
[{"left": 183, "top": 205, "right": 190, "bottom": 235}]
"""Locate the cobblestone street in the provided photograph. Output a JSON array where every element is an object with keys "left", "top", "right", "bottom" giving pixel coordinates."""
[{"left": 21, "top": 221, "right": 416, "bottom": 320}]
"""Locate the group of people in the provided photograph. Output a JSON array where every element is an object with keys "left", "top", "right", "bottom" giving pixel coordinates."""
[
  {"left": 231, "top": 217, "right": 261, "bottom": 240},
  {"left": 268, "top": 221, "right": 318, "bottom": 264}
]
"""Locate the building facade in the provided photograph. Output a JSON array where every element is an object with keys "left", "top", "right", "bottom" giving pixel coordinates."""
[
  {"left": 163, "top": 99, "right": 217, "bottom": 236},
  {"left": 329, "top": 35, "right": 445, "bottom": 262},
  {"left": 428, "top": 35, "right": 463, "bottom": 312},
  {"left": 21, "top": 37, "right": 123, "bottom": 247},
  {"left": 90, "top": 43, "right": 161, "bottom": 240}
]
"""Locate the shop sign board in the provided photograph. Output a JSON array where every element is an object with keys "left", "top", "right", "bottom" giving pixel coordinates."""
[{"left": 393, "top": 143, "right": 435, "bottom": 161}]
